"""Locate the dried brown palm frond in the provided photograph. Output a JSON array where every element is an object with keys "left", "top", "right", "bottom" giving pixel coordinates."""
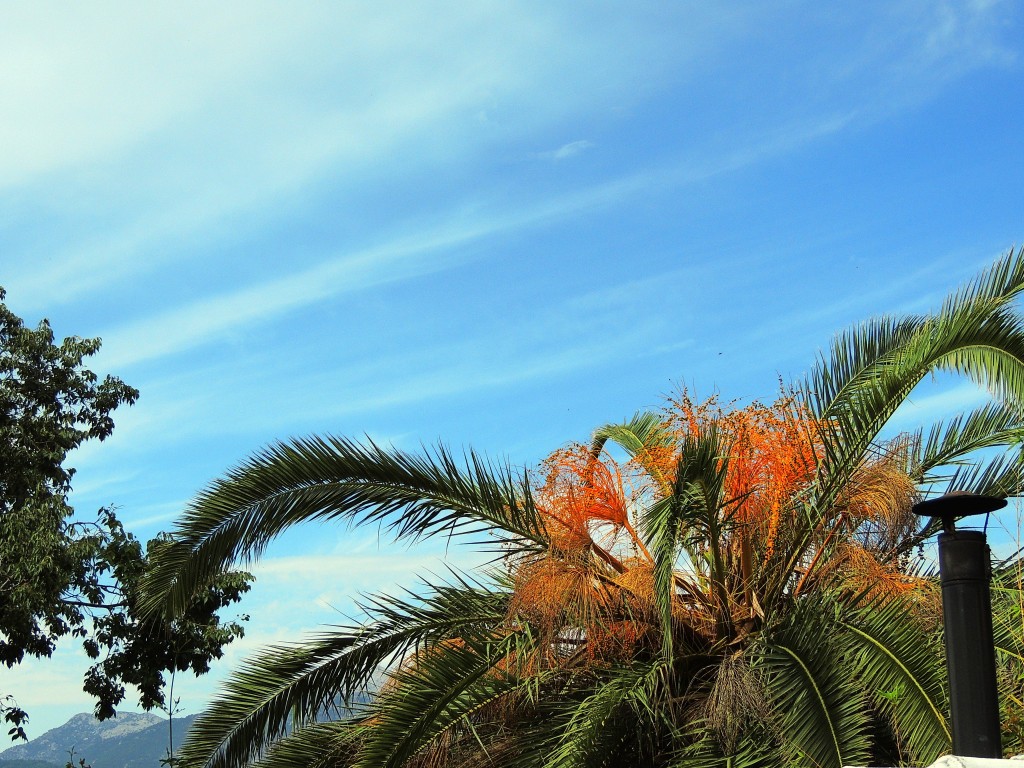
[
  {"left": 405, "top": 725, "right": 458, "bottom": 768},
  {"left": 507, "top": 552, "right": 613, "bottom": 639},
  {"left": 840, "top": 439, "right": 919, "bottom": 553},
  {"left": 818, "top": 543, "right": 937, "bottom": 614},
  {"left": 612, "top": 560, "right": 704, "bottom": 626},
  {"left": 610, "top": 560, "right": 660, "bottom": 618},
  {"left": 702, "top": 651, "right": 776, "bottom": 754}
]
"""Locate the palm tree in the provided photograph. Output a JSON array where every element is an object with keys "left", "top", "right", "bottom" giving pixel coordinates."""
[{"left": 142, "top": 248, "right": 1024, "bottom": 768}]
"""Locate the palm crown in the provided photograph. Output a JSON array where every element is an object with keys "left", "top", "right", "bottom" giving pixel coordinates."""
[{"left": 143, "top": 248, "right": 1024, "bottom": 768}]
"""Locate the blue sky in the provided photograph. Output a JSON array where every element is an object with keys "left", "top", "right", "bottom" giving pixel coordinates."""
[{"left": 2, "top": 0, "right": 1024, "bottom": 741}]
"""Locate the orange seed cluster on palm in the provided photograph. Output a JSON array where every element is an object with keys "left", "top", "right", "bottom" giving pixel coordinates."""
[
  {"left": 506, "top": 389, "right": 922, "bottom": 665},
  {"left": 663, "top": 390, "right": 823, "bottom": 564}
]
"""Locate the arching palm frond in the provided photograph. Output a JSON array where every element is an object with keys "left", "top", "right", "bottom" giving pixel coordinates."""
[
  {"left": 352, "top": 628, "right": 543, "bottom": 768},
  {"left": 757, "top": 600, "right": 873, "bottom": 768},
  {"left": 938, "top": 306, "right": 1024, "bottom": 409},
  {"left": 250, "top": 720, "right": 363, "bottom": 768},
  {"left": 915, "top": 401, "right": 1024, "bottom": 480},
  {"left": 812, "top": 316, "right": 1024, "bottom": 503},
  {"left": 841, "top": 597, "right": 950, "bottom": 765},
  {"left": 799, "top": 249, "right": 1024, "bottom": 569},
  {"left": 591, "top": 411, "right": 676, "bottom": 492},
  {"left": 178, "top": 576, "right": 511, "bottom": 768},
  {"left": 178, "top": 632, "right": 362, "bottom": 768},
  {"left": 807, "top": 313, "right": 924, "bottom": 422},
  {"left": 541, "top": 660, "right": 672, "bottom": 768},
  {"left": 810, "top": 248, "right": 1024, "bottom": 427},
  {"left": 142, "top": 437, "right": 545, "bottom": 618}
]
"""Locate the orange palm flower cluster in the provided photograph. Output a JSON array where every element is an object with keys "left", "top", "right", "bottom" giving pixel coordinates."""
[
  {"left": 505, "top": 389, "right": 923, "bottom": 665},
  {"left": 663, "top": 390, "right": 822, "bottom": 567}
]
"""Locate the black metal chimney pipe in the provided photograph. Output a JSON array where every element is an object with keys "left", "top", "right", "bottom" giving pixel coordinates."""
[{"left": 913, "top": 492, "right": 1006, "bottom": 759}]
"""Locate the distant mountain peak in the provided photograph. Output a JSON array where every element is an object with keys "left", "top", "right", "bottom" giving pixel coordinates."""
[{"left": 0, "top": 711, "right": 197, "bottom": 768}]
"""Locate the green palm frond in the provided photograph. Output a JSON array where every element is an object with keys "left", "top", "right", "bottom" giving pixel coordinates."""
[
  {"left": 809, "top": 248, "right": 1024, "bottom": 427},
  {"left": 542, "top": 660, "right": 670, "bottom": 768},
  {"left": 917, "top": 401, "right": 1024, "bottom": 478},
  {"left": 991, "top": 568, "right": 1024, "bottom": 755},
  {"left": 806, "top": 314, "right": 923, "bottom": 421},
  {"left": 250, "top": 720, "right": 363, "bottom": 768},
  {"left": 176, "top": 632, "right": 360, "bottom": 768},
  {"left": 814, "top": 247, "right": 1024, "bottom": 420},
  {"left": 885, "top": 452, "right": 1024, "bottom": 560},
  {"left": 757, "top": 600, "right": 873, "bottom": 768},
  {"left": 942, "top": 453, "right": 1024, "bottom": 498},
  {"left": 591, "top": 411, "right": 676, "bottom": 490},
  {"left": 353, "top": 628, "right": 542, "bottom": 768},
  {"left": 801, "top": 248, "right": 1024, "bottom": 557},
  {"left": 667, "top": 729, "right": 779, "bottom": 768},
  {"left": 841, "top": 597, "right": 950, "bottom": 764},
  {"left": 642, "top": 426, "right": 731, "bottom": 656},
  {"left": 943, "top": 249, "right": 1024, "bottom": 309},
  {"left": 938, "top": 306, "right": 1024, "bottom": 408},
  {"left": 990, "top": 562, "right": 1024, "bottom": 662},
  {"left": 178, "top": 576, "right": 510, "bottom": 768},
  {"left": 142, "top": 437, "right": 545, "bottom": 618}
]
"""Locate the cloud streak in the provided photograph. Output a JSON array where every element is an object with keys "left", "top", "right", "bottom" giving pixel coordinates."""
[
  {"left": 90, "top": 107, "right": 860, "bottom": 373},
  {"left": 1, "top": 3, "right": 713, "bottom": 312},
  {"left": 540, "top": 140, "right": 596, "bottom": 161}
]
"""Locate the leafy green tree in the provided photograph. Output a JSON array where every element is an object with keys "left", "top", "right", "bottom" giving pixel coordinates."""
[
  {"left": 0, "top": 289, "right": 251, "bottom": 740},
  {"left": 143, "top": 249, "right": 1024, "bottom": 768}
]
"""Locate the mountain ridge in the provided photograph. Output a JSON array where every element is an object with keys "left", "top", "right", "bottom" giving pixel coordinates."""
[{"left": 0, "top": 712, "right": 198, "bottom": 768}]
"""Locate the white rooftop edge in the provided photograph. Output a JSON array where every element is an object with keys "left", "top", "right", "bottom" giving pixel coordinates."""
[{"left": 844, "top": 757, "right": 1024, "bottom": 768}]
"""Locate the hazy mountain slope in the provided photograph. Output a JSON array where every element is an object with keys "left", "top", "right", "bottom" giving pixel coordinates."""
[{"left": 0, "top": 712, "right": 198, "bottom": 768}]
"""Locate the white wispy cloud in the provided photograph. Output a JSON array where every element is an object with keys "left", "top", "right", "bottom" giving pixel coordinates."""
[
  {"left": 885, "top": 380, "right": 992, "bottom": 433},
  {"left": 77, "top": 266, "right": 687, "bottom": 462},
  {"left": 917, "top": 0, "right": 1017, "bottom": 70},
  {"left": 6, "top": 2, "right": 1012, "bottom": 318},
  {"left": 2, "top": 3, "right": 712, "bottom": 311},
  {"left": 93, "top": 227, "right": 471, "bottom": 370},
  {"left": 540, "top": 140, "right": 596, "bottom": 161},
  {"left": 0, "top": 653, "right": 99, "bottom": 711},
  {"left": 123, "top": 501, "right": 194, "bottom": 532},
  {"left": 85, "top": 107, "right": 861, "bottom": 374}
]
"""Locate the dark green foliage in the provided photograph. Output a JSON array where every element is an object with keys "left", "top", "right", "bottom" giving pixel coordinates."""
[
  {"left": 0, "top": 289, "right": 251, "bottom": 739},
  {"left": 78, "top": 520, "right": 252, "bottom": 719},
  {"left": 1, "top": 287, "right": 138, "bottom": 672}
]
